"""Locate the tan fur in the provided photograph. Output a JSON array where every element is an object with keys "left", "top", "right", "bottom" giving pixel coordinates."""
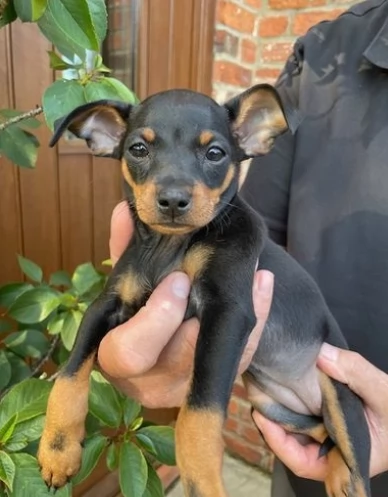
[
  {"left": 175, "top": 406, "right": 226, "bottom": 497},
  {"left": 182, "top": 245, "right": 214, "bottom": 282},
  {"left": 116, "top": 270, "right": 142, "bottom": 304},
  {"left": 38, "top": 355, "right": 95, "bottom": 487},
  {"left": 142, "top": 127, "right": 156, "bottom": 142},
  {"left": 121, "top": 160, "right": 236, "bottom": 233},
  {"left": 199, "top": 130, "right": 214, "bottom": 146}
]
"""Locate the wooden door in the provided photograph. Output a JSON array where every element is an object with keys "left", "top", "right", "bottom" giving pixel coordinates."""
[{"left": 0, "top": 0, "right": 216, "bottom": 283}]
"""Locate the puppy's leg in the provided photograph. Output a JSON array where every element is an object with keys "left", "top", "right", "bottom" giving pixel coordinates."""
[
  {"left": 319, "top": 372, "right": 371, "bottom": 497},
  {"left": 175, "top": 300, "right": 256, "bottom": 497},
  {"left": 38, "top": 295, "right": 124, "bottom": 489}
]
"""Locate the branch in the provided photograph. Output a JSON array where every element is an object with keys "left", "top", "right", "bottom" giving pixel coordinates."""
[
  {"left": 30, "top": 335, "right": 60, "bottom": 378},
  {"left": 0, "top": 106, "right": 43, "bottom": 131}
]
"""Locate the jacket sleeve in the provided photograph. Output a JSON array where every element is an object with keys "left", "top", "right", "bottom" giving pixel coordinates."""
[{"left": 240, "top": 38, "right": 305, "bottom": 247}]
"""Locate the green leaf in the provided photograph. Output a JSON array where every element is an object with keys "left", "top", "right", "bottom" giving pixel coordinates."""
[
  {"left": 0, "top": 414, "right": 18, "bottom": 445},
  {"left": 0, "top": 1, "right": 17, "bottom": 28},
  {"left": 122, "top": 397, "right": 141, "bottom": 428},
  {"left": 17, "top": 255, "right": 43, "bottom": 283},
  {"left": 0, "top": 378, "right": 51, "bottom": 427},
  {"left": 101, "top": 258, "right": 112, "bottom": 267},
  {"left": 0, "top": 319, "right": 11, "bottom": 333},
  {"left": 61, "top": 309, "right": 82, "bottom": 351},
  {"left": 87, "top": 0, "right": 107, "bottom": 43},
  {"left": 106, "top": 443, "right": 119, "bottom": 471},
  {"left": 6, "top": 416, "right": 45, "bottom": 452},
  {"left": 71, "top": 263, "right": 102, "bottom": 296},
  {"left": 37, "top": 0, "right": 107, "bottom": 59},
  {"left": 0, "top": 351, "right": 11, "bottom": 391},
  {"left": 10, "top": 453, "right": 71, "bottom": 497},
  {"left": 129, "top": 417, "right": 143, "bottom": 432},
  {"left": 136, "top": 426, "right": 176, "bottom": 466},
  {"left": 119, "top": 442, "right": 148, "bottom": 497},
  {"left": 49, "top": 270, "right": 72, "bottom": 288},
  {"left": 85, "top": 78, "right": 137, "bottom": 104},
  {"left": 0, "top": 283, "right": 33, "bottom": 308},
  {"left": 42, "top": 79, "right": 86, "bottom": 130},
  {"left": 143, "top": 463, "right": 164, "bottom": 497},
  {"left": 0, "top": 126, "right": 39, "bottom": 168},
  {"left": 89, "top": 371, "right": 122, "bottom": 428},
  {"left": 4, "top": 330, "right": 49, "bottom": 359},
  {"left": 47, "top": 51, "right": 76, "bottom": 71},
  {"left": 8, "top": 288, "right": 61, "bottom": 324},
  {"left": 0, "top": 451, "right": 15, "bottom": 491},
  {"left": 14, "top": 0, "right": 48, "bottom": 22},
  {"left": 0, "top": 110, "right": 41, "bottom": 129},
  {"left": 5, "top": 352, "right": 31, "bottom": 387},
  {"left": 72, "top": 435, "right": 107, "bottom": 485}
]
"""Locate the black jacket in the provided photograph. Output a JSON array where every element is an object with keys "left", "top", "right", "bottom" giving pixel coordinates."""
[{"left": 241, "top": 0, "right": 388, "bottom": 494}]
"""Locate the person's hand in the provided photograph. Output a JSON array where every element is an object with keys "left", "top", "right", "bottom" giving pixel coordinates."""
[
  {"left": 252, "top": 343, "right": 388, "bottom": 479},
  {"left": 98, "top": 202, "right": 274, "bottom": 409}
]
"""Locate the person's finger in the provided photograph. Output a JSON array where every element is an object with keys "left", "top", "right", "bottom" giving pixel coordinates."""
[
  {"left": 98, "top": 272, "right": 191, "bottom": 378},
  {"left": 239, "top": 270, "right": 274, "bottom": 373},
  {"left": 252, "top": 411, "right": 327, "bottom": 481},
  {"left": 318, "top": 343, "right": 388, "bottom": 412},
  {"left": 109, "top": 201, "right": 134, "bottom": 265}
]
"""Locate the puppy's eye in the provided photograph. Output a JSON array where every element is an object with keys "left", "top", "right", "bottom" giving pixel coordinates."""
[
  {"left": 129, "top": 143, "right": 149, "bottom": 158},
  {"left": 206, "top": 146, "right": 225, "bottom": 162}
]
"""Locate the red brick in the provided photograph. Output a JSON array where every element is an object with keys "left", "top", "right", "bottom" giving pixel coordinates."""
[
  {"left": 255, "top": 67, "right": 281, "bottom": 82},
  {"left": 259, "top": 16, "right": 288, "bottom": 37},
  {"left": 213, "top": 61, "right": 252, "bottom": 87},
  {"left": 228, "top": 398, "right": 239, "bottom": 416},
  {"left": 224, "top": 435, "right": 263, "bottom": 466},
  {"left": 214, "top": 29, "right": 239, "bottom": 56},
  {"left": 241, "top": 38, "right": 257, "bottom": 64},
  {"left": 244, "top": 0, "right": 262, "bottom": 7},
  {"left": 216, "top": 1, "right": 256, "bottom": 33},
  {"left": 292, "top": 9, "right": 344, "bottom": 35},
  {"left": 269, "top": 0, "right": 325, "bottom": 9},
  {"left": 241, "top": 425, "right": 263, "bottom": 445},
  {"left": 232, "top": 383, "right": 248, "bottom": 400},
  {"left": 262, "top": 42, "right": 293, "bottom": 63},
  {"left": 224, "top": 417, "right": 239, "bottom": 433}
]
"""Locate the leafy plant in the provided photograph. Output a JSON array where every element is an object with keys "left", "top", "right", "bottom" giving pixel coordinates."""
[
  {"left": 0, "top": 1, "right": 176, "bottom": 495},
  {"left": 0, "top": 0, "right": 137, "bottom": 168},
  {"left": 0, "top": 256, "right": 176, "bottom": 497}
]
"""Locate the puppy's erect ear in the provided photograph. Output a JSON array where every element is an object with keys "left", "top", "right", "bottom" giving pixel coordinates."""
[
  {"left": 224, "top": 84, "right": 301, "bottom": 156},
  {"left": 49, "top": 100, "right": 132, "bottom": 158}
]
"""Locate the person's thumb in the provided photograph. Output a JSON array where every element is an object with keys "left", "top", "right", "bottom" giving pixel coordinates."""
[
  {"left": 98, "top": 272, "right": 191, "bottom": 379},
  {"left": 318, "top": 343, "right": 388, "bottom": 412}
]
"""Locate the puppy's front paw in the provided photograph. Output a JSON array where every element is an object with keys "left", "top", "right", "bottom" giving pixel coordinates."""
[{"left": 38, "top": 429, "right": 83, "bottom": 489}]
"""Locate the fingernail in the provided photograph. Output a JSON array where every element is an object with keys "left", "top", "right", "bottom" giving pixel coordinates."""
[
  {"left": 171, "top": 274, "right": 191, "bottom": 299},
  {"left": 319, "top": 343, "right": 339, "bottom": 361},
  {"left": 254, "top": 270, "right": 274, "bottom": 296}
]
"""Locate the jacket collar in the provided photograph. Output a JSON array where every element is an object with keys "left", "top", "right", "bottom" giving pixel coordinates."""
[{"left": 363, "top": 16, "right": 388, "bottom": 69}]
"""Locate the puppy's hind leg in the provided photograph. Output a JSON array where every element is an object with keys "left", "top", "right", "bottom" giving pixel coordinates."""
[{"left": 319, "top": 372, "right": 371, "bottom": 497}]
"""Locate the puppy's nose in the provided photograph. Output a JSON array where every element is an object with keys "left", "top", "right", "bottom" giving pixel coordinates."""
[{"left": 157, "top": 188, "right": 192, "bottom": 218}]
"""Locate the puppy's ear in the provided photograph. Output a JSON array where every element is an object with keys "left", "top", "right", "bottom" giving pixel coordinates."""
[
  {"left": 49, "top": 100, "right": 132, "bottom": 158},
  {"left": 224, "top": 84, "right": 301, "bottom": 156}
]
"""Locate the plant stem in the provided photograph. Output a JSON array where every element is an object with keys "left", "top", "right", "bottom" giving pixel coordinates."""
[
  {"left": 0, "top": 106, "right": 43, "bottom": 131},
  {"left": 30, "top": 335, "right": 60, "bottom": 378}
]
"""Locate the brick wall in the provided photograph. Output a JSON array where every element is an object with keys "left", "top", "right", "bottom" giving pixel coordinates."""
[
  {"left": 214, "top": 0, "right": 358, "bottom": 472},
  {"left": 213, "top": 0, "right": 355, "bottom": 102}
]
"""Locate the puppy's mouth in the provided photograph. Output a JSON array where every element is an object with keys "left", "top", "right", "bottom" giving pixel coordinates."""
[{"left": 150, "top": 222, "right": 196, "bottom": 235}]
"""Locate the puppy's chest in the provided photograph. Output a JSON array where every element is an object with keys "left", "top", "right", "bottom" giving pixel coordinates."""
[{"left": 115, "top": 238, "right": 213, "bottom": 317}]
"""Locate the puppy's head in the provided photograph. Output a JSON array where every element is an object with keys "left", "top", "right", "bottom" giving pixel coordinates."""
[{"left": 51, "top": 85, "right": 299, "bottom": 235}]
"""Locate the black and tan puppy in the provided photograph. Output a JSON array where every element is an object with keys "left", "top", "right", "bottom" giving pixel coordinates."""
[{"left": 37, "top": 85, "right": 371, "bottom": 497}]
